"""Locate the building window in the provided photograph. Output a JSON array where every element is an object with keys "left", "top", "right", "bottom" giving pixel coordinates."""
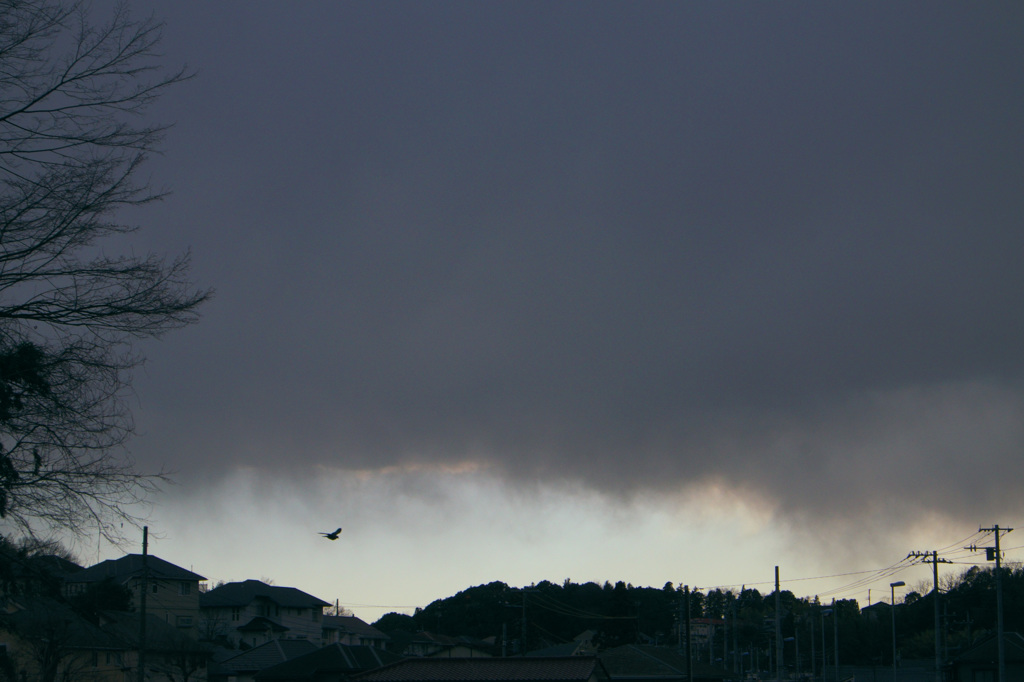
[
  {"left": 179, "top": 582, "right": 191, "bottom": 596},
  {"left": 231, "top": 607, "right": 241, "bottom": 621},
  {"left": 176, "top": 615, "right": 193, "bottom": 628},
  {"left": 152, "top": 584, "right": 158, "bottom": 593}
]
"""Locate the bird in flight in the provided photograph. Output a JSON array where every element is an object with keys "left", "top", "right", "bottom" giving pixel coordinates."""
[{"left": 320, "top": 527, "right": 342, "bottom": 540}]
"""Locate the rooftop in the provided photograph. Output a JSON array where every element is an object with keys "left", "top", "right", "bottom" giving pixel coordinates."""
[
  {"left": 68, "top": 554, "right": 205, "bottom": 584},
  {"left": 354, "top": 656, "right": 605, "bottom": 682},
  {"left": 200, "top": 579, "right": 330, "bottom": 609},
  {"left": 255, "top": 643, "right": 404, "bottom": 680}
]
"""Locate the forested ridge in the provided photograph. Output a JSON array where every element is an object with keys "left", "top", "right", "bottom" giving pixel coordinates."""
[{"left": 374, "top": 564, "right": 1024, "bottom": 666}]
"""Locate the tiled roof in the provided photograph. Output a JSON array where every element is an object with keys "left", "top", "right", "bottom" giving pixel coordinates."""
[
  {"left": 1, "top": 596, "right": 119, "bottom": 650},
  {"left": 354, "top": 656, "right": 603, "bottom": 682},
  {"left": 26, "top": 554, "right": 83, "bottom": 579},
  {"left": 953, "top": 631, "right": 1024, "bottom": 663},
  {"left": 599, "top": 645, "right": 728, "bottom": 681},
  {"left": 528, "top": 643, "right": 586, "bottom": 658},
  {"left": 200, "top": 579, "right": 330, "bottom": 609},
  {"left": 68, "top": 554, "right": 205, "bottom": 584},
  {"left": 387, "top": 630, "right": 487, "bottom": 656},
  {"left": 238, "top": 616, "right": 290, "bottom": 633},
  {"left": 215, "top": 638, "right": 319, "bottom": 674},
  {"left": 323, "top": 614, "right": 391, "bottom": 640},
  {"left": 255, "top": 643, "right": 404, "bottom": 680}
]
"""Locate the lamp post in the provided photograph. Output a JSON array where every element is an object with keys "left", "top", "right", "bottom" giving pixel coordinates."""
[
  {"left": 891, "top": 581, "right": 905, "bottom": 682},
  {"left": 785, "top": 636, "right": 797, "bottom": 678}
]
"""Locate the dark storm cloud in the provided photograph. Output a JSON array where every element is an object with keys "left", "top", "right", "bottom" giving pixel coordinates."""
[{"left": 129, "top": 3, "right": 1024, "bottom": 528}]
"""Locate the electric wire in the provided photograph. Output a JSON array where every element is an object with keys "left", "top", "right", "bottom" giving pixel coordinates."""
[
  {"left": 341, "top": 530, "right": 1021, "bottom": 616},
  {"left": 528, "top": 590, "right": 636, "bottom": 620}
]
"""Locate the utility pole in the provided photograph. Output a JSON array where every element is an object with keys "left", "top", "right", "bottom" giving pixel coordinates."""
[
  {"left": 684, "top": 585, "right": 693, "bottom": 682},
  {"left": 819, "top": 600, "right": 827, "bottom": 682},
  {"left": 977, "top": 525, "right": 1013, "bottom": 682},
  {"left": 137, "top": 526, "right": 148, "bottom": 682},
  {"left": 520, "top": 589, "right": 537, "bottom": 656},
  {"left": 908, "top": 550, "right": 951, "bottom": 682},
  {"left": 732, "top": 594, "right": 739, "bottom": 674},
  {"left": 522, "top": 590, "right": 526, "bottom": 656},
  {"left": 832, "top": 598, "right": 838, "bottom": 682},
  {"left": 775, "top": 567, "right": 782, "bottom": 682},
  {"left": 678, "top": 590, "right": 684, "bottom": 648},
  {"left": 809, "top": 609, "right": 815, "bottom": 682}
]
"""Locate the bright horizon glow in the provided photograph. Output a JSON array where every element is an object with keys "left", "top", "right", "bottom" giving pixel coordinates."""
[{"left": 76, "top": 469, "right": 988, "bottom": 625}]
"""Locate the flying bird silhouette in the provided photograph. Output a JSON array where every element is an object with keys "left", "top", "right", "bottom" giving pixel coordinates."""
[{"left": 320, "top": 527, "right": 342, "bottom": 540}]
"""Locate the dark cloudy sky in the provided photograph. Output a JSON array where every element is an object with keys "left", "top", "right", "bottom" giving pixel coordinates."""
[{"left": 104, "top": 2, "right": 1024, "bottom": 617}]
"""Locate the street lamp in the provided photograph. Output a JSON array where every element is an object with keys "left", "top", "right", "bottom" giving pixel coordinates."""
[
  {"left": 890, "top": 581, "right": 905, "bottom": 682},
  {"left": 784, "top": 637, "right": 797, "bottom": 678}
]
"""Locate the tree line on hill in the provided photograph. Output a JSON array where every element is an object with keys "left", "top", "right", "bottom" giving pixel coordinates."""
[{"left": 372, "top": 565, "right": 1024, "bottom": 668}]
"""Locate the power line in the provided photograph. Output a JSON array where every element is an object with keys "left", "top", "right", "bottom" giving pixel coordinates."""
[
  {"left": 528, "top": 590, "right": 636, "bottom": 620},
  {"left": 346, "top": 531, "right": 1019, "bottom": 616},
  {"left": 341, "top": 601, "right": 424, "bottom": 609}
]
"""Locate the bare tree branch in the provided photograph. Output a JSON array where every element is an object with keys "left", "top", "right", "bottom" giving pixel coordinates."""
[{"left": 0, "top": 0, "right": 210, "bottom": 544}]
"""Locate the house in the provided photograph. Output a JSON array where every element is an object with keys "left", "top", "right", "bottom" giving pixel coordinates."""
[
  {"left": 98, "top": 609, "right": 212, "bottom": 681},
  {"left": 0, "top": 595, "right": 122, "bottom": 681},
  {"left": 0, "top": 547, "right": 82, "bottom": 598},
  {"left": 687, "top": 618, "right": 725, "bottom": 654},
  {"left": 859, "top": 601, "right": 893, "bottom": 622},
  {"left": 528, "top": 641, "right": 592, "bottom": 657},
  {"left": 599, "top": 644, "right": 733, "bottom": 682},
  {"left": 0, "top": 594, "right": 211, "bottom": 682},
  {"left": 200, "top": 579, "right": 330, "bottom": 648},
  {"left": 209, "top": 638, "right": 319, "bottom": 682},
  {"left": 322, "top": 615, "right": 391, "bottom": 649},
  {"left": 385, "top": 630, "right": 493, "bottom": 658},
  {"left": 64, "top": 553, "right": 206, "bottom": 633},
  {"left": 353, "top": 656, "right": 609, "bottom": 682},
  {"left": 948, "top": 631, "right": 1024, "bottom": 681},
  {"left": 254, "top": 642, "right": 404, "bottom": 681},
  {"left": 528, "top": 631, "right": 597, "bottom": 658}
]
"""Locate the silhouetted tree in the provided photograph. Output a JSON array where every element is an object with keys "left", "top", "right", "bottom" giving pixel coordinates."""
[
  {"left": 393, "top": 573, "right": 1024, "bottom": 666},
  {"left": 0, "top": 0, "right": 209, "bottom": 541},
  {"left": 67, "top": 577, "right": 132, "bottom": 620},
  {"left": 0, "top": 535, "right": 78, "bottom": 597},
  {"left": 374, "top": 612, "right": 418, "bottom": 634},
  {"left": 704, "top": 588, "right": 732, "bottom": 619},
  {"left": 0, "top": 598, "right": 89, "bottom": 682}
]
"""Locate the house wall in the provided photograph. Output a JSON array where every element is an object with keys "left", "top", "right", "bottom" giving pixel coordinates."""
[
  {"left": 427, "top": 645, "right": 492, "bottom": 658},
  {"left": 323, "top": 630, "right": 388, "bottom": 649},
  {"left": 199, "top": 605, "right": 239, "bottom": 642},
  {"left": 199, "top": 600, "right": 322, "bottom": 646},
  {"left": 115, "top": 647, "right": 210, "bottom": 682},
  {"left": 271, "top": 603, "right": 322, "bottom": 640},
  {"left": 127, "top": 576, "right": 203, "bottom": 634},
  {"left": 0, "top": 633, "right": 127, "bottom": 682},
  {"left": 64, "top": 574, "right": 203, "bottom": 635},
  {"left": 951, "top": 661, "right": 1023, "bottom": 681}
]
